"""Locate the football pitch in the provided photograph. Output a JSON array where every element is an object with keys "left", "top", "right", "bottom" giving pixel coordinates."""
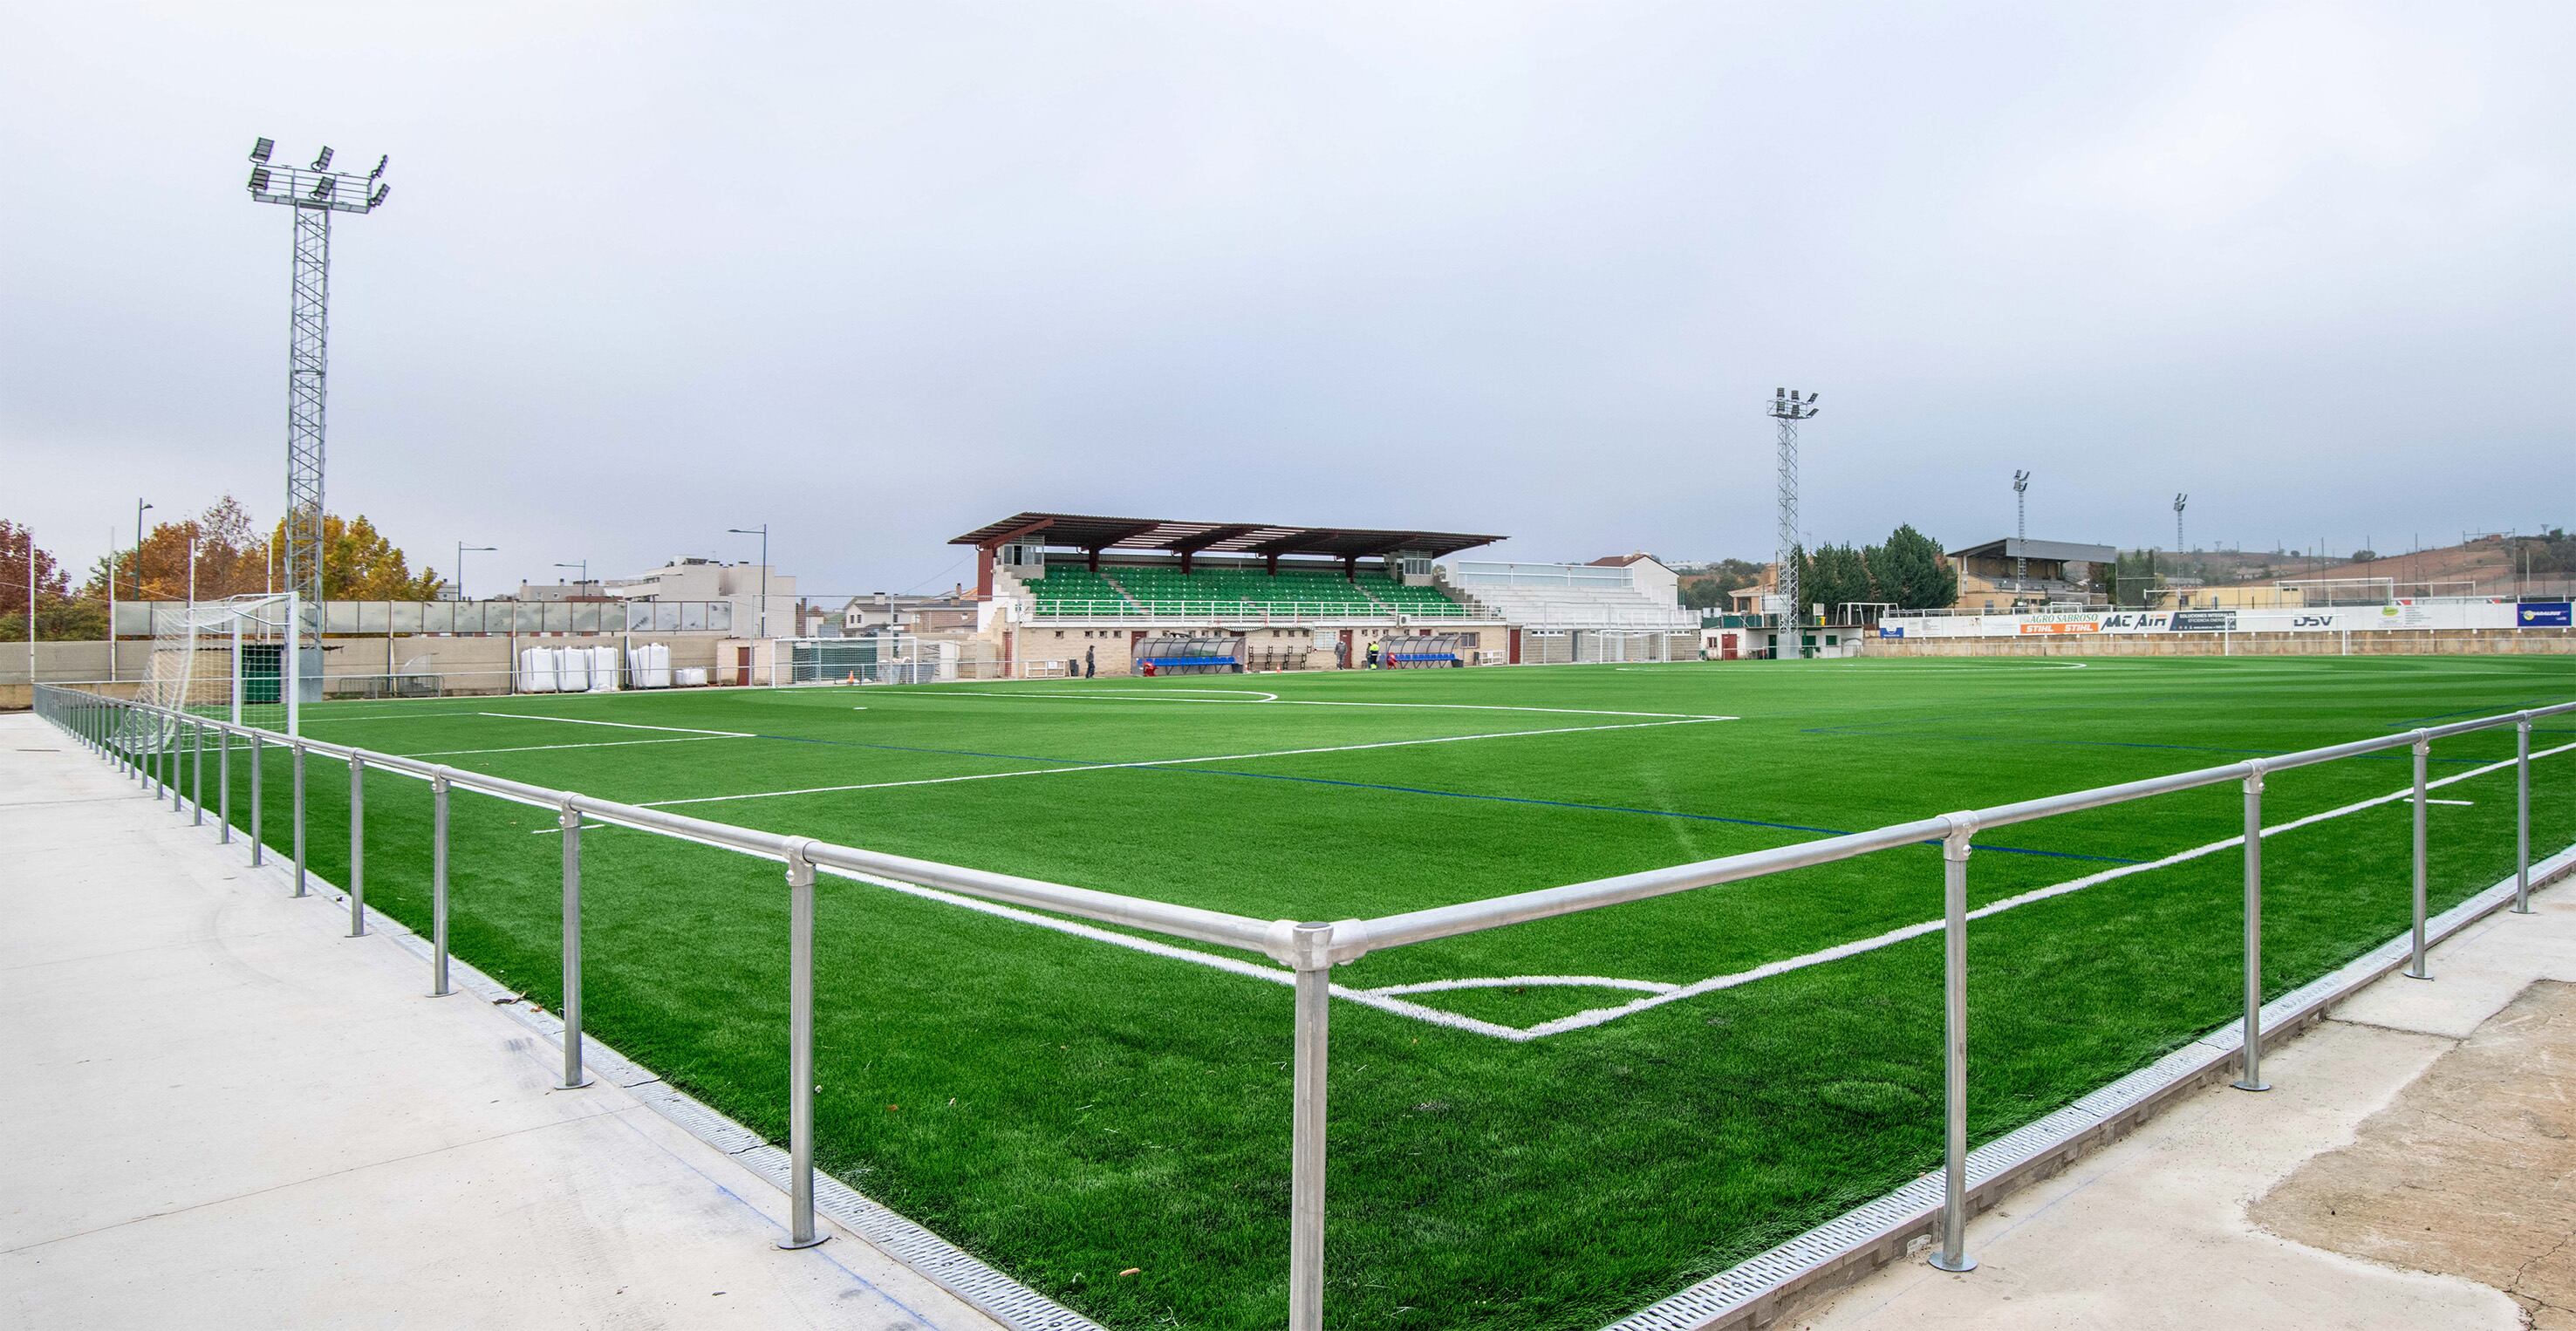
[{"left": 181, "top": 655, "right": 2576, "bottom": 1328}]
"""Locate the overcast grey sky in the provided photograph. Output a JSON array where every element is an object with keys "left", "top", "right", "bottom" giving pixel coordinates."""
[{"left": 5, "top": 2, "right": 2570, "bottom": 595}]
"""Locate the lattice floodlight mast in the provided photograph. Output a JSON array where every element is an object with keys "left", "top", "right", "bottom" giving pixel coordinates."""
[
  {"left": 2174, "top": 493, "right": 2189, "bottom": 554},
  {"left": 2013, "top": 470, "right": 2032, "bottom": 579},
  {"left": 1768, "top": 387, "right": 1820, "bottom": 659},
  {"left": 245, "top": 137, "right": 390, "bottom": 735}
]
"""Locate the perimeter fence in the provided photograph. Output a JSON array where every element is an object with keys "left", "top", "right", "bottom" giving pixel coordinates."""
[{"left": 29, "top": 682, "right": 2576, "bottom": 1329}]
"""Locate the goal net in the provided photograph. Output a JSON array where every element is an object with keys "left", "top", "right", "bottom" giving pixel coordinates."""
[{"left": 133, "top": 594, "right": 297, "bottom": 749}]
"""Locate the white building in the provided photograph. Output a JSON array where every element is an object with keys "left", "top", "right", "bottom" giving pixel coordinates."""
[{"left": 607, "top": 557, "right": 799, "bottom": 640}]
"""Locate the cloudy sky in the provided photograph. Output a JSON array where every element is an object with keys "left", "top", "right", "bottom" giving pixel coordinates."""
[{"left": 5, "top": 2, "right": 2570, "bottom": 596}]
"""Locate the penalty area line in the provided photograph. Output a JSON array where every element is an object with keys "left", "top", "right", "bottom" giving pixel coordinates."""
[
  {"left": 621, "top": 716, "right": 1732, "bottom": 810},
  {"left": 402, "top": 734, "right": 750, "bottom": 758},
  {"left": 473, "top": 712, "right": 756, "bottom": 738}
]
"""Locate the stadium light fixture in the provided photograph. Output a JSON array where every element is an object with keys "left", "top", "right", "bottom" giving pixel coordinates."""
[
  {"left": 369, "top": 154, "right": 388, "bottom": 180},
  {"left": 1766, "top": 386, "right": 1822, "bottom": 658},
  {"left": 243, "top": 134, "right": 395, "bottom": 735},
  {"left": 2012, "top": 471, "right": 2033, "bottom": 578}
]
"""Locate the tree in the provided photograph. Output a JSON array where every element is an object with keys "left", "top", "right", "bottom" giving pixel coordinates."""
[
  {"left": 1677, "top": 558, "right": 1766, "bottom": 611},
  {"left": 81, "top": 495, "right": 275, "bottom": 602},
  {"left": 0, "top": 520, "right": 107, "bottom": 641},
  {"left": 1866, "top": 524, "right": 1956, "bottom": 609},
  {"left": 1804, "top": 543, "right": 1876, "bottom": 616},
  {"left": 290, "top": 513, "right": 447, "bottom": 600},
  {"left": 76, "top": 499, "right": 446, "bottom": 604}
]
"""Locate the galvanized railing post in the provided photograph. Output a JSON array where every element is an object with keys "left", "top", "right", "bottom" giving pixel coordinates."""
[
  {"left": 780, "top": 839, "right": 827, "bottom": 1249},
  {"left": 2406, "top": 733, "right": 2430, "bottom": 979},
  {"left": 557, "top": 800, "right": 593, "bottom": 1089},
  {"left": 249, "top": 732, "right": 265, "bottom": 867},
  {"left": 1288, "top": 920, "right": 1336, "bottom": 1329},
  {"left": 347, "top": 754, "right": 367, "bottom": 937},
  {"left": 2515, "top": 715, "right": 2534, "bottom": 914},
  {"left": 1930, "top": 816, "right": 1978, "bottom": 1273},
  {"left": 2233, "top": 764, "right": 2271, "bottom": 1091},
  {"left": 291, "top": 741, "right": 310, "bottom": 897},
  {"left": 217, "top": 725, "right": 232, "bottom": 844},
  {"left": 431, "top": 771, "right": 452, "bottom": 997},
  {"left": 191, "top": 717, "right": 204, "bottom": 824}
]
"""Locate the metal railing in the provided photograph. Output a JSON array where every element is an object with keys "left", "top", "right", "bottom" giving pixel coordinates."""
[
  {"left": 1022, "top": 596, "right": 1472, "bottom": 620},
  {"left": 30, "top": 682, "right": 2575, "bottom": 1326}
]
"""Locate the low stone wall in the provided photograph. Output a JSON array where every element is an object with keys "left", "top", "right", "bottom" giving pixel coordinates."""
[{"left": 1861, "top": 630, "right": 2576, "bottom": 658}]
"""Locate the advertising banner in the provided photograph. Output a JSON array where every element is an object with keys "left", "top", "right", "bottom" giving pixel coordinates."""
[
  {"left": 2518, "top": 602, "right": 2573, "bottom": 628},
  {"left": 2169, "top": 610, "right": 2238, "bottom": 632}
]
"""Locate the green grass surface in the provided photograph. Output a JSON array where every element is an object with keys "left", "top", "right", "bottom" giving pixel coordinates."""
[{"left": 126, "top": 656, "right": 2576, "bottom": 1328}]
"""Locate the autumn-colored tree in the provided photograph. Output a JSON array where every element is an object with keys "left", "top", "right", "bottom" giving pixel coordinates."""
[
  {"left": 274, "top": 513, "right": 447, "bottom": 600},
  {"left": 1, "top": 520, "right": 107, "bottom": 641},
  {"left": 81, "top": 496, "right": 277, "bottom": 603},
  {"left": 73, "top": 498, "right": 446, "bottom": 604}
]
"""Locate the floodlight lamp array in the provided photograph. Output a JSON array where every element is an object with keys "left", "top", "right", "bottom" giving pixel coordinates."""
[
  {"left": 1768, "top": 387, "right": 1821, "bottom": 420},
  {"left": 245, "top": 137, "right": 393, "bottom": 215}
]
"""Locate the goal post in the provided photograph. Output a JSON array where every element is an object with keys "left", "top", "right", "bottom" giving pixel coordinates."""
[{"left": 136, "top": 593, "right": 296, "bottom": 747}]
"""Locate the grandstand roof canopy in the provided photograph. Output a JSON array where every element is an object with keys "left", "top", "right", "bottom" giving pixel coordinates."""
[
  {"left": 951, "top": 512, "right": 1504, "bottom": 560},
  {"left": 1949, "top": 537, "right": 2119, "bottom": 563}
]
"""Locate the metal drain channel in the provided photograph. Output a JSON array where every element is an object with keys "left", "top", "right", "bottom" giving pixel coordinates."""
[{"left": 1601, "top": 842, "right": 2576, "bottom": 1331}]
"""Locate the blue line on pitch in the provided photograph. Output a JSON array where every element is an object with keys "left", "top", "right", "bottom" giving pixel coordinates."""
[{"left": 735, "top": 729, "right": 2137, "bottom": 863}]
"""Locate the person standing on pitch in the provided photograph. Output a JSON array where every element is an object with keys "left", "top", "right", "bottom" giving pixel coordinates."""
[{"left": 1083, "top": 645, "right": 1095, "bottom": 679}]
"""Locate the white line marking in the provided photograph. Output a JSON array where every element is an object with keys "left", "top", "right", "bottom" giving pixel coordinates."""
[
  {"left": 933, "top": 688, "right": 1731, "bottom": 721},
  {"left": 1507, "top": 737, "right": 2576, "bottom": 1038},
  {"left": 475, "top": 712, "right": 755, "bottom": 738},
  {"left": 2427, "top": 798, "right": 2475, "bottom": 806},
  {"left": 626, "top": 716, "right": 1730, "bottom": 810},
  {"left": 404, "top": 734, "right": 749, "bottom": 758},
  {"left": 1363, "top": 975, "right": 1680, "bottom": 997}
]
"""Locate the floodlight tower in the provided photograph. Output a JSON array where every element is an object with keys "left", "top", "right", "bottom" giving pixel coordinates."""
[
  {"left": 1768, "top": 388, "right": 1820, "bottom": 659},
  {"left": 244, "top": 136, "right": 391, "bottom": 734},
  {"left": 2174, "top": 493, "right": 2189, "bottom": 553},
  {"left": 2012, "top": 471, "right": 2032, "bottom": 579}
]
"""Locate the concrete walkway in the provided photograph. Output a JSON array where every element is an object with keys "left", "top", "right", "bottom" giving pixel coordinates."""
[
  {"left": 1794, "top": 855, "right": 2576, "bottom": 1330},
  {"left": 0, "top": 713, "right": 1004, "bottom": 1331}
]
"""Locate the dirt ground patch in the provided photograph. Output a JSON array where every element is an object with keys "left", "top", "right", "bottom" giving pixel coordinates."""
[{"left": 2256, "top": 980, "right": 2576, "bottom": 1327}]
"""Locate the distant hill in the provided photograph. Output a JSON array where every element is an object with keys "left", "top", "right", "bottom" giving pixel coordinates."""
[{"left": 2155, "top": 531, "right": 2573, "bottom": 596}]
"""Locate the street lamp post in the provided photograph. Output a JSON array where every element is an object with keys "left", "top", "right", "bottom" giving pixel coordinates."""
[
  {"left": 553, "top": 560, "right": 589, "bottom": 594},
  {"left": 133, "top": 500, "right": 154, "bottom": 598},
  {"left": 728, "top": 525, "right": 770, "bottom": 639},
  {"left": 455, "top": 543, "right": 496, "bottom": 601}
]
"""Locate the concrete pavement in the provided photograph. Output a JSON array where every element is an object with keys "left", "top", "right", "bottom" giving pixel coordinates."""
[
  {"left": 1793, "top": 856, "right": 2576, "bottom": 1330},
  {"left": 0, "top": 713, "right": 1005, "bottom": 1331}
]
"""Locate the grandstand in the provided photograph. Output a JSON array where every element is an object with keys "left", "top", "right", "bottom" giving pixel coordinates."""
[
  {"left": 1446, "top": 556, "right": 1700, "bottom": 663},
  {"left": 953, "top": 512, "right": 1512, "bottom": 675}
]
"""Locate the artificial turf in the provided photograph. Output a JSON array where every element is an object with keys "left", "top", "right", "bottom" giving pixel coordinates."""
[{"left": 114, "top": 654, "right": 2576, "bottom": 1328}]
